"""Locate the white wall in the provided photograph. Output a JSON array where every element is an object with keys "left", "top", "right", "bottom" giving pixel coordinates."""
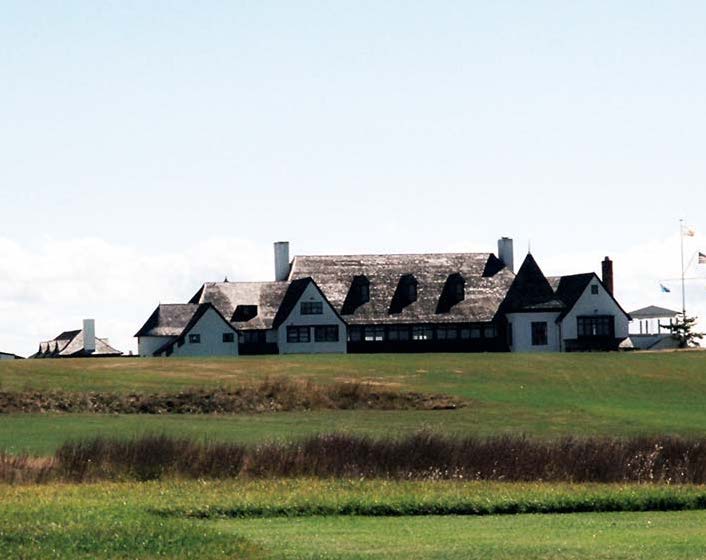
[
  {"left": 506, "top": 312, "right": 562, "bottom": 353},
  {"left": 277, "top": 283, "right": 347, "bottom": 354},
  {"left": 138, "top": 336, "right": 175, "bottom": 357},
  {"left": 629, "top": 317, "right": 676, "bottom": 336},
  {"left": 170, "top": 307, "right": 239, "bottom": 357},
  {"left": 561, "top": 278, "right": 630, "bottom": 346}
]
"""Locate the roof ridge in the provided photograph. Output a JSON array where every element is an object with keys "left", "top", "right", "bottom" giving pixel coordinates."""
[{"left": 293, "top": 252, "right": 492, "bottom": 258}]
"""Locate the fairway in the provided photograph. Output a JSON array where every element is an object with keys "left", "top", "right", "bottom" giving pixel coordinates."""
[
  {"left": 3, "top": 480, "right": 706, "bottom": 559},
  {"left": 2, "top": 352, "right": 706, "bottom": 454},
  {"left": 222, "top": 510, "right": 706, "bottom": 560}
]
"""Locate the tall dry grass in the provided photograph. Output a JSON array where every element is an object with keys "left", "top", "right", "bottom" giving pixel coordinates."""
[
  {"left": 0, "top": 378, "right": 462, "bottom": 414},
  {"left": 43, "top": 433, "right": 706, "bottom": 484}
]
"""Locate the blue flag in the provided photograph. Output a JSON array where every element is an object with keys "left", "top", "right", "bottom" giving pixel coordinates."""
[{"left": 660, "top": 284, "right": 671, "bottom": 293}]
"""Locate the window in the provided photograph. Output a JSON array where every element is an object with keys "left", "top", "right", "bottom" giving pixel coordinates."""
[
  {"left": 222, "top": 332, "right": 235, "bottom": 343},
  {"left": 436, "top": 326, "right": 458, "bottom": 340},
  {"left": 460, "top": 328, "right": 471, "bottom": 339},
  {"left": 454, "top": 281, "right": 464, "bottom": 301},
  {"left": 531, "top": 322, "right": 548, "bottom": 346},
  {"left": 407, "top": 283, "right": 417, "bottom": 301},
  {"left": 287, "top": 326, "right": 310, "bottom": 343},
  {"left": 348, "top": 326, "right": 363, "bottom": 342},
  {"left": 484, "top": 325, "right": 497, "bottom": 338},
  {"left": 577, "top": 316, "right": 614, "bottom": 337},
  {"left": 364, "top": 326, "right": 385, "bottom": 341},
  {"left": 470, "top": 327, "right": 482, "bottom": 339},
  {"left": 301, "top": 301, "right": 323, "bottom": 315},
  {"left": 412, "top": 325, "right": 433, "bottom": 340},
  {"left": 188, "top": 333, "right": 201, "bottom": 344},
  {"left": 315, "top": 325, "right": 339, "bottom": 342},
  {"left": 388, "top": 326, "right": 411, "bottom": 341},
  {"left": 358, "top": 283, "right": 370, "bottom": 302},
  {"left": 591, "top": 285, "right": 599, "bottom": 295},
  {"left": 240, "top": 331, "right": 264, "bottom": 344}
]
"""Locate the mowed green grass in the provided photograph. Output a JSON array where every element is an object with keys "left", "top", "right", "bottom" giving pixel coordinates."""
[
  {"left": 2, "top": 352, "right": 706, "bottom": 454},
  {"left": 225, "top": 511, "right": 706, "bottom": 560},
  {"left": 3, "top": 480, "right": 706, "bottom": 559}
]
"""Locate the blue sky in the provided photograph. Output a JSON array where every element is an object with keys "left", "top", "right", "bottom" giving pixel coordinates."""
[{"left": 1, "top": 1, "right": 705, "bottom": 355}]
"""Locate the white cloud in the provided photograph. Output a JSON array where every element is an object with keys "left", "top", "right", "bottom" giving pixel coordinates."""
[{"left": 0, "top": 236, "right": 272, "bottom": 357}]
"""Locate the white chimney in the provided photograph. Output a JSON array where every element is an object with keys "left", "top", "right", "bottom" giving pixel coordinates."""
[
  {"left": 274, "top": 241, "right": 290, "bottom": 281},
  {"left": 498, "top": 237, "right": 514, "bottom": 273},
  {"left": 83, "top": 319, "right": 96, "bottom": 353}
]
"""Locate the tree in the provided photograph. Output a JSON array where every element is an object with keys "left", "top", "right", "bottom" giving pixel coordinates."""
[{"left": 660, "top": 314, "right": 704, "bottom": 348}]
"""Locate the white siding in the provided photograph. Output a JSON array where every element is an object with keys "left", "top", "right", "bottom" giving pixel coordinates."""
[
  {"left": 560, "top": 278, "right": 629, "bottom": 348},
  {"left": 170, "top": 308, "right": 239, "bottom": 357},
  {"left": 506, "top": 312, "right": 562, "bottom": 353},
  {"left": 138, "top": 336, "right": 175, "bottom": 357},
  {"left": 629, "top": 317, "right": 676, "bottom": 336},
  {"left": 277, "top": 283, "right": 347, "bottom": 354}
]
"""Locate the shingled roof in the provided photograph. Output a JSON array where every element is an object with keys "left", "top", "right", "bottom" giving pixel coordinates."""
[
  {"left": 134, "top": 304, "right": 200, "bottom": 337},
  {"left": 288, "top": 253, "right": 515, "bottom": 324},
  {"left": 33, "top": 329, "right": 123, "bottom": 358},
  {"left": 189, "top": 281, "right": 291, "bottom": 330}
]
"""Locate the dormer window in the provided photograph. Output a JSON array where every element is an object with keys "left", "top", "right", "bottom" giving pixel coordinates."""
[
  {"left": 359, "top": 282, "right": 370, "bottom": 303},
  {"left": 436, "top": 273, "right": 465, "bottom": 314},
  {"left": 233, "top": 305, "right": 258, "bottom": 322},
  {"left": 389, "top": 274, "right": 418, "bottom": 314},
  {"left": 453, "top": 276, "right": 465, "bottom": 301},
  {"left": 405, "top": 279, "right": 417, "bottom": 302},
  {"left": 342, "top": 275, "right": 370, "bottom": 315}
]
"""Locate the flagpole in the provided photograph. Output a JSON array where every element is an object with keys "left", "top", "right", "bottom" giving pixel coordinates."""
[{"left": 680, "top": 218, "right": 686, "bottom": 317}]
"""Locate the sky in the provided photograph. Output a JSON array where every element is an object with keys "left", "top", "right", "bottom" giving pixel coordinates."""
[{"left": 1, "top": 1, "right": 706, "bottom": 356}]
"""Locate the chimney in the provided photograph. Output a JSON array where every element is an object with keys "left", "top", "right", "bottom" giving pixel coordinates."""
[
  {"left": 497, "top": 237, "right": 514, "bottom": 273},
  {"left": 83, "top": 319, "right": 96, "bottom": 353},
  {"left": 274, "top": 241, "right": 290, "bottom": 281},
  {"left": 602, "top": 257, "right": 614, "bottom": 295}
]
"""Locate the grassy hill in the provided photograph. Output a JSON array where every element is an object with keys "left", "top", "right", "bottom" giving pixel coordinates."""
[{"left": 1, "top": 352, "right": 705, "bottom": 455}]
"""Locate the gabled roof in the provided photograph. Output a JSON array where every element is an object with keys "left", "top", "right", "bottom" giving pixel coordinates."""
[
  {"left": 151, "top": 303, "right": 237, "bottom": 356},
  {"left": 272, "top": 277, "right": 345, "bottom": 328},
  {"left": 288, "top": 253, "right": 514, "bottom": 324},
  {"left": 629, "top": 305, "right": 680, "bottom": 320},
  {"left": 33, "top": 329, "right": 122, "bottom": 358},
  {"left": 501, "top": 254, "right": 565, "bottom": 313},
  {"left": 190, "top": 281, "right": 291, "bottom": 330},
  {"left": 134, "top": 303, "right": 200, "bottom": 337},
  {"left": 547, "top": 273, "right": 595, "bottom": 319}
]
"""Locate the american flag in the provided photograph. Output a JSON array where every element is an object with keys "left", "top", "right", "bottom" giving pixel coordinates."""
[{"left": 699, "top": 252, "right": 706, "bottom": 265}]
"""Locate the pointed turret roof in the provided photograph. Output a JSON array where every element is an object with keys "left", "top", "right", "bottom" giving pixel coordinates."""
[{"left": 500, "top": 253, "right": 565, "bottom": 313}]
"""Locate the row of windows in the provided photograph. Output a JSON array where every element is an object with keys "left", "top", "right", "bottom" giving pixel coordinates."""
[
  {"left": 348, "top": 324, "right": 497, "bottom": 342},
  {"left": 286, "top": 325, "right": 340, "bottom": 343}
]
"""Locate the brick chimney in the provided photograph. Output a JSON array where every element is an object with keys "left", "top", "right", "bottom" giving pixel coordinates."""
[{"left": 602, "top": 257, "right": 614, "bottom": 295}]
